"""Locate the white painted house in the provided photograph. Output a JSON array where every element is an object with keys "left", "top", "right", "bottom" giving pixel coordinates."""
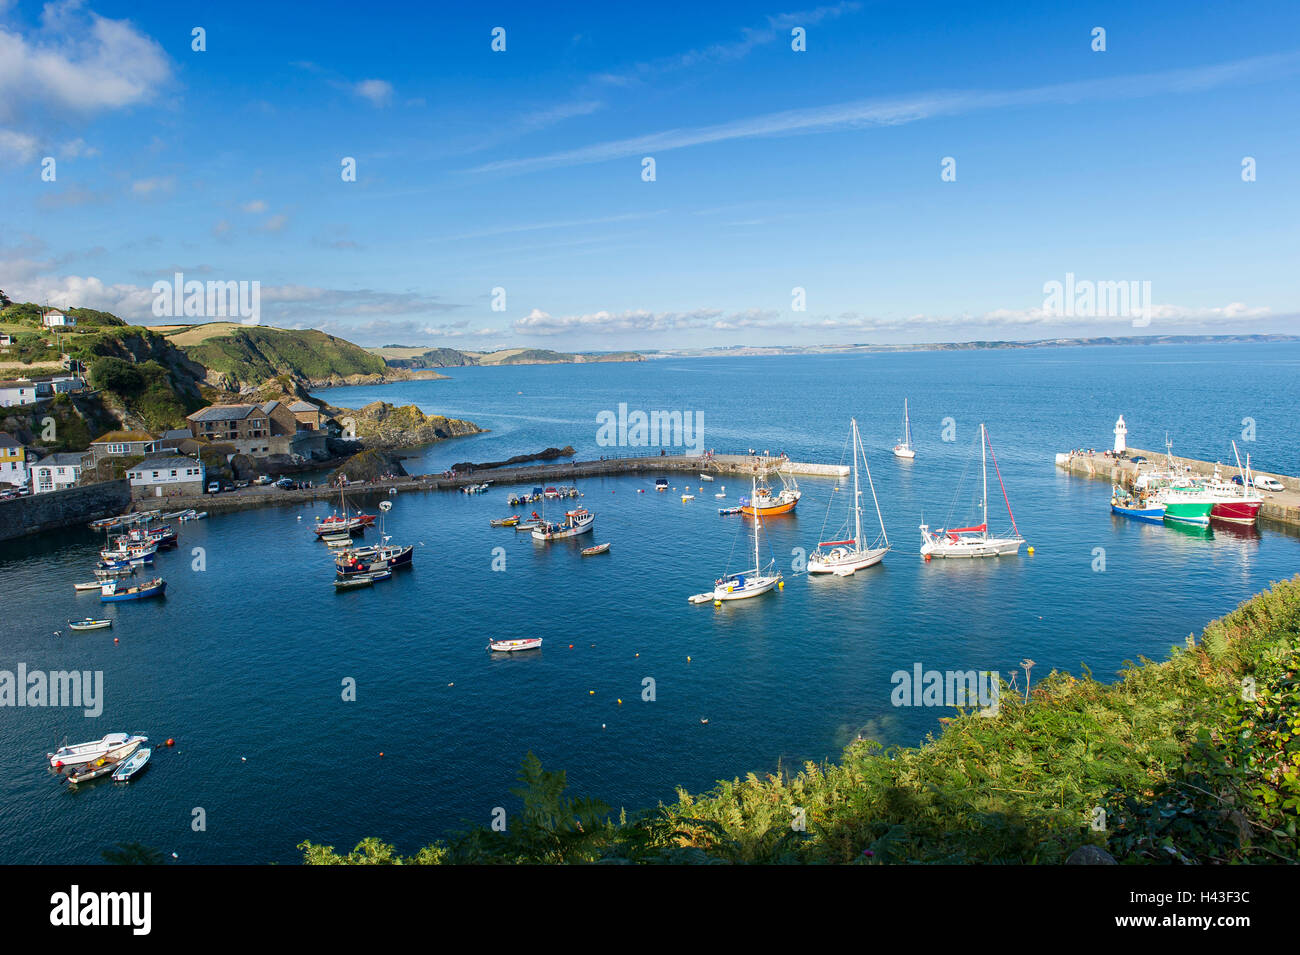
[
  {"left": 41, "top": 309, "right": 76, "bottom": 328},
  {"left": 29, "top": 453, "right": 84, "bottom": 493},
  {"left": 126, "top": 454, "right": 206, "bottom": 499}
]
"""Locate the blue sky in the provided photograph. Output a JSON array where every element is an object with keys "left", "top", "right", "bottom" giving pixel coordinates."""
[{"left": 2, "top": 0, "right": 1297, "bottom": 349}]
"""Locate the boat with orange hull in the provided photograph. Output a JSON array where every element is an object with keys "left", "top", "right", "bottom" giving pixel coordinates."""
[{"left": 739, "top": 469, "right": 800, "bottom": 516}]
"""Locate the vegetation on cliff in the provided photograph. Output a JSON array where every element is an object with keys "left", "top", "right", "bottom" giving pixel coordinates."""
[
  {"left": 300, "top": 576, "right": 1300, "bottom": 865},
  {"left": 371, "top": 345, "right": 644, "bottom": 369},
  {"left": 165, "top": 324, "right": 389, "bottom": 389},
  {"left": 327, "top": 449, "right": 409, "bottom": 484}
]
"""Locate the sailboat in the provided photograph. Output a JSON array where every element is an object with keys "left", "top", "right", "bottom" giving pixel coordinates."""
[
  {"left": 808, "top": 418, "right": 890, "bottom": 575},
  {"left": 893, "top": 399, "right": 916, "bottom": 459},
  {"left": 694, "top": 476, "right": 783, "bottom": 602},
  {"left": 739, "top": 468, "right": 800, "bottom": 516},
  {"left": 314, "top": 488, "right": 376, "bottom": 537},
  {"left": 920, "top": 423, "right": 1025, "bottom": 558}
]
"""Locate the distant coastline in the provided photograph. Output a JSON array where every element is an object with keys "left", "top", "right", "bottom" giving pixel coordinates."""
[{"left": 643, "top": 333, "right": 1300, "bottom": 359}]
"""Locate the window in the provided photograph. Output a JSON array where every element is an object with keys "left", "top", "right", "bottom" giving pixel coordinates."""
[{"left": 170, "top": 470, "right": 177, "bottom": 477}]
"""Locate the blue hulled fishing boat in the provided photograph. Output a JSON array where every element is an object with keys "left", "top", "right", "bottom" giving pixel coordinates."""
[{"left": 100, "top": 578, "right": 166, "bottom": 602}]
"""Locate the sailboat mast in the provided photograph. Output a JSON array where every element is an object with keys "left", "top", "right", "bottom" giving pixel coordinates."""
[
  {"left": 752, "top": 474, "right": 760, "bottom": 570},
  {"left": 851, "top": 418, "right": 862, "bottom": 546},
  {"left": 981, "top": 423, "right": 988, "bottom": 532}
]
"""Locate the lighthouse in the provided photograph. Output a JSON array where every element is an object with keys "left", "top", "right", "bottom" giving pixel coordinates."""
[{"left": 1113, "top": 415, "right": 1128, "bottom": 454}]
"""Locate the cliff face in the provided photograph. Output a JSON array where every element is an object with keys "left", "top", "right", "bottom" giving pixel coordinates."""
[{"left": 339, "top": 400, "right": 484, "bottom": 450}]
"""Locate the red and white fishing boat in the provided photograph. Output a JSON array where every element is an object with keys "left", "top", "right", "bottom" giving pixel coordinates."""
[
  {"left": 314, "top": 489, "right": 376, "bottom": 536},
  {"left": 1200, "top": 442, "right": 1264, "bottom": 525},
  {"left": 531, "top": 507, "right": 594, "bottom": 541}
]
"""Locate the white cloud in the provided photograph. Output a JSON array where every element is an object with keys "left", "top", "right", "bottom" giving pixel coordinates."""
[
  {"left": 472, "top": 50, "right": 1300, "bottom": 176},
  {"left": 0, "top": 128, "right": 38, "bottom": 161},
  {"left": 0, "top": 2, "right": 171, "bottom": 122},
  {"left": 241, "top": 199, "right": 267, "bottom": 213},
  {"left": 514, "top": 307, "right": 725, "bottom": 336},
  {"left": 130, "top": 176, "right": 173, "bottom": 196},
  {"left": 354, "top": 78, "right": 394, "bottom": 107}
]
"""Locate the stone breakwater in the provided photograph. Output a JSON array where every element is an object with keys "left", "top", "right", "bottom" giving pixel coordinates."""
[{"left": 0, "top": 480, "right": 131, "bottom": 542}]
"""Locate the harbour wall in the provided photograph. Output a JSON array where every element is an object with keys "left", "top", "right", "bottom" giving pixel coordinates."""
[
  {"left": 116, "top": 453, "right": 849, "bottom": 516},
  {"left": 0, "top": 480, "right": 131, "bottom": 542},
  {"left": 1055, "top": 448, "right": 1300, "bottom": 528}
]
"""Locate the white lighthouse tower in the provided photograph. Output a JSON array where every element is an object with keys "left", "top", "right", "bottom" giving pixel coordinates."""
[{"left": 1113, "top": 415, "right": 1128, "bottom": 454}]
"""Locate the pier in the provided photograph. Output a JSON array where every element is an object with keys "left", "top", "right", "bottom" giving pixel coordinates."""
[
  {"left": 124, "top": 451, "right": 848, "bottom": 517},
  {"left": 1055, "top": 448, "right": 1300, "bottom": 528}
]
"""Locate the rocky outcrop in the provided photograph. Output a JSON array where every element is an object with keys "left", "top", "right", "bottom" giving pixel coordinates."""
[
  {"left": 326, "top": 449, "right": 409, "bottom": 484},
  {"left": 341, "top": 400, "right": 483, "bottom": 450},
  {"left": 449, "top": 446, "right": 576, "bottom": 472}
]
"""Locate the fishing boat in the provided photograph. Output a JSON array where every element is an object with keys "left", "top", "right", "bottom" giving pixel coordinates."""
[
  {"left": 1151, "top": 485, "right": 1214, "bottom": 526},
  {"left": 66, "top": 741, "right": 142, "bottom": 786},
  {"left": 1201, "top": 443, "right": 1264, "bottom": 525},
  {"left": 718, "top": 506, "right": 743, "bottom": 516},
  {"left": 48, "top": 733, "right": 148, "bottom": 770},
  {"left": 94, "top": 565, "right": 136, "bottom": 579},
  {"left": 699, "top": 476, "right": 783, "bottom": 602},
  {"left": 98, "top": 552, "right": 154, "bottom": 568},
  {"left": 73, "top": 581, "right": 105, "bottom": 592},
  {"left": 739, "top": 467, "right": 800, "bottom": 516},
  {"left": 655, "top": 478, "right": 669, "bottom": 492},
  {"left": 336, "top": 501, "right": 412, "bottom": 575},
  {"left": 314, "top": 489, "right": 376, "bottom": 537},
  {"left": 1110, "top": 485, "right": 1166, "bottom": 523},
  {"left": 893, "top": 398, "right": 916, "bottom": 459},
  {"left": 99, "top": 540, "right": 158, "bottom": 563},
  {"left": 100, "top": 578, "right": 166, "bottom": 602},
  {"left": 334, "top": 574, "right": 374, "bottom": 591},
  {"left": 488, "top": 638, "right": 543, "bottom": 652},
  {"left": 112, "top": 747, "right": 151, "bottom": 782},
  {"left": 515, "top": 519, "right": 543, "bottom": 532},
  {"left": 581, "top": 542, "right": 611, "bottom": 556},
  {"left": 490, "top": 515, "right": 520, "bottom": 527},
  {"left": 920, "top": 423, "right": 1025, "bottom": 558},
  {"left": 531, "top": 507, "right": 594, "bottom": 541},
  {"left": 67, "top": 618, "right": 112, "bottom": 631},
  {"left": 808, "top": 418, "right": 890, "bottom": 575}
]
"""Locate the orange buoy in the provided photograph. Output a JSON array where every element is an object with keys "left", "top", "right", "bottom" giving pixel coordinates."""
[
  {"left": 166, "top": 738, "right": 175, "bottom": 747},
  {"left": 113, "top": 637, "right": 119, "bottom": 643}
]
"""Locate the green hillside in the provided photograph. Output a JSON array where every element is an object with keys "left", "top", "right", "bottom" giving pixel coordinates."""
[{"left": 168, "top": 324, "right": 389, "bottom": 388}]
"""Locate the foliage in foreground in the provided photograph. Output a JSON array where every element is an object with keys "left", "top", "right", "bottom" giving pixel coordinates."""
[{"left": 301, "top": 577, "right": 1300, "bottom": 864}]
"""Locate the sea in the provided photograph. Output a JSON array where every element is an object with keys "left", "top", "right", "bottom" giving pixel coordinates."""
[{"left": 1, "top": 343, "right": 1298, "bottom": 864}]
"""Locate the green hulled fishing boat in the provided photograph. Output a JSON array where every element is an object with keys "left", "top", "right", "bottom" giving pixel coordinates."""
[{"left": 1153, "top": 486, "right": 1215, "bottom": 526}]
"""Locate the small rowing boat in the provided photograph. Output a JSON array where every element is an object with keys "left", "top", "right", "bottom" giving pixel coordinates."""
[
  {"left": 334, "top": 574, "right": 374, "bottom": 591},
  {"left": 490, "top": 515, "right": 520, "bottom": 527},
  {"left": 718, "top": 506, "right": 742, "bottom": 516},
  {"left": 73, "top": 581, "right": 103, "bottom": 592},
  {"left": 681, "top": 494, "right": 694, "bottom": 502},
  {"left": 68, "top": 618, "right": 112, "bottom": 631},
  {"left": 581, "top": 542, "right": 610, "bottom": 556},
  {"left": 112, "top": 747, "right": 151, "bottom": 782},
  {"left": 699, "top": 473, "right": 714, "bottom": 481},
  {"left": 487, "top": 638, "right": 543, "bottom": 652}
]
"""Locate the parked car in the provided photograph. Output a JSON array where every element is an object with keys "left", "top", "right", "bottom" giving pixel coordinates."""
[
  {"left": 274, "top": 477, "right": 295, "bottom": 489},
  {"left": 220, "top": 480, "right": 235, "bottom": 492},
  {"left": 254, "top": 475, "right": 272, "bottom": 486},
  {"left": 1255, "top": 475, "right": 1285, "bottom": 492},
  {"left": 1128, "top": 456, "right": 1147, "bottom": 464},
  {"left": 207, "top": 481, "right": 221, "bottom": 494}
]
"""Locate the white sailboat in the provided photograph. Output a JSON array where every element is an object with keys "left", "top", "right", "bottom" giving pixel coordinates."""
[
  {"left": 809, "top": 418, "right": 890, "bottom": 575},
  {"left": 693, "top": 475, "right": 783, "bottom": 603},
  {"left": 920, "top": 423, "right": 1024, "bottom": 558},
  {"left": 893, "top": 399, "right": 916, "bottom": 459}
]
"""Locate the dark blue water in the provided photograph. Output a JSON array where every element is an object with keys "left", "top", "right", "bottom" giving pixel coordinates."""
[{"left": 2, "top": 343, "right": 1297, "bottom": 864}]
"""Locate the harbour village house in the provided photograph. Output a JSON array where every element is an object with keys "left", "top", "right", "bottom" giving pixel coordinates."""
[
  {"left": 29, "top": 452, "right": 83, "bottom": 493},
  {"left": 126, "top": 454, "right": 206, "bottom": 499},
  {"left": 0, "top": 373, "right": 86, "bottom": 408},
  {"left": 89, "top": 430, "right": 157, "bottom": 462},
  {"left": 40, "top": 309, "right": 75, "bottom": 328},
  {"left": 186, "top": 400, "right": 327, "bottom": 458},
  {"left": 0, "top": 432, "right": 28, "bottom": 489}
]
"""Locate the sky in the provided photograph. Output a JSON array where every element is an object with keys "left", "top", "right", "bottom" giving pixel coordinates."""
[{"left": 1, "top": 0, "right": 1297, "bottom": 351}]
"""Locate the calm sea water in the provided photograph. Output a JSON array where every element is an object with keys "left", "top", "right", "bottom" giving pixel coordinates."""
[{"left": 2, "top": 343, "right": 1298, "bottom": 864}]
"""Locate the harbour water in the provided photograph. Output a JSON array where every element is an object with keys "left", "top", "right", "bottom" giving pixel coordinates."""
[{"left": 2, "top": 343, "right": 1298, "bottom": 864}]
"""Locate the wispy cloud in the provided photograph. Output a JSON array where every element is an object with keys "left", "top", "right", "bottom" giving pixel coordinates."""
[
  {"left": 353, "top": 78, "right": 394, "bottom": 107},
  {"left": 472, "top": 50, "right": 1300, "bottom": 176}
]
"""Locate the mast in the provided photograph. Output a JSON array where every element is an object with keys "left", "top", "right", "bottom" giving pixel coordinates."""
[
  {"left": 904, "top": 399, "right": 912, "bottom": 448},
  {"left": 851, "top": 418, "right": 862, "bottom": 547},
  {"left": 981, "top": 423, "right": 988, "bottom": 534},
  {"left": 860, "top": 419, "right": 889, "bottom": 549},
  {"left": 751, "top": 474, "right": 760, "bottom": 571}
]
